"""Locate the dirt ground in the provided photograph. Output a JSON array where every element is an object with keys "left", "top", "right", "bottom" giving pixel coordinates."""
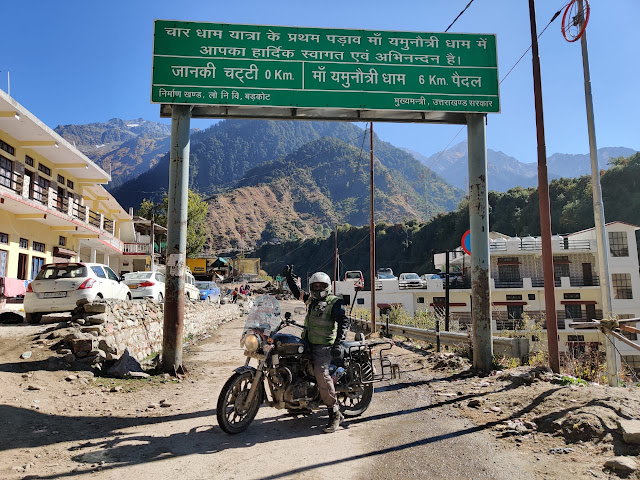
[{"left": 1, "top": 300, "right": 639, "bottom": 479}]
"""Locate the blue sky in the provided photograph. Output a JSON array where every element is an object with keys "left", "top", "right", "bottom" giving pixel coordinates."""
[{"left": 1, "top": 0, "right": 638, "bottom": 164}]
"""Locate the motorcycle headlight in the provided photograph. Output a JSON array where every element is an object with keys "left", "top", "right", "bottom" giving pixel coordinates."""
[{"left": 244, "top": 334, "right": 261, "bottom": 353}]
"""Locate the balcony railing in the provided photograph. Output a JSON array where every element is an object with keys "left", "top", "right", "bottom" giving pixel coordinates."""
[
  {"left": 72, "top": 202, "right": 86, "bottom": 220},
  {"left": 88, "top": 209, "right": 101, "bottom": 228},
  {"left": 494, "top": 279, "right": 524, "bottom": 288},
  {"left": 0, "top": 169, "right": 23, "bottom": 194},
  {"left": 490, "top": 238, "right": 592, "bottom": 252},
  {"left": 530, "top": 276, "right": 600, "bottom": 287},
  {"left": 103, "top": 217, "right": 114, "bottom": 235},
  {"left": 123, "top": 243, "right": 152, "bottom": 255}
]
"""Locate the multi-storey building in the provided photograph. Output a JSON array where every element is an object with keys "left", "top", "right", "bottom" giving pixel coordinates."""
[
  {"left": 335, "top": 221, "right": 640, "bottom": 367},
  {"left": 0, "top": 90, "right": 135, "bottom": 284}
]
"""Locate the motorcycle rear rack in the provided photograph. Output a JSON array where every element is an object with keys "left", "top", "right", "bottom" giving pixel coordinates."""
[{"left": 347, "top": 340, "right": 400, "bottom": 383}]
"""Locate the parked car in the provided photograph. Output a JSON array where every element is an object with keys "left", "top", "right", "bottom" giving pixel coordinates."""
[
  {"left": 376, "top": 267, "right": 397, "bottom": 280},
  {"left": 439, "top": 271, "right": 464, "bottom": 286},
  {"left": 123, "top": 271, "right": 166, "bottom": 303},
  {"left": 196, "top": 281, "right": 221, "bottom": 303},
  {"left": 24, "top": 262, "right": 131, "bottom": 324},
  {"left": 399, "top": 272, "right": 423, "bottom": 288},
  {"left": 344, "top": 270, "right": 364, "bottom": 287},
  {"left": 184, "top": 270, "right": 200, "bottom": 301}
]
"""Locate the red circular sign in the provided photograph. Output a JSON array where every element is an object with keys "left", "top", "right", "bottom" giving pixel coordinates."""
[{"left": 461, "top": 230, "right": 471, "bottom": 255}]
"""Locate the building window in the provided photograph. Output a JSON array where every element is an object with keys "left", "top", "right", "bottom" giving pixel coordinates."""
[
  {"left": 612, "top": 273, "right": 633, "bottom": 299},
  {"left": 0, "top": 139, "right": 15, "bottom": 156},
  {"left": 618, "top": 314, "right": 637, "bottom": 341},
  {"left": 357, "top": 298, "right": 364, "bottom": 305},
  {"left": 67, "top": 179, "right": 74, "bottom": 190},
  {"left": 38, "top": 163, "right": 51, "bottom": 177},
  {"left": 507, "top": 305, "right": 523, "bottom": 320},
  {"left": 0, "top": 250, "right": 7, "bottom": 276},
  {"left": 528, "top": 294, "right": 536, "bottom": 300},
  {"left": 0, "top": 232, "right": 8, "bottom": 244},
  {"left": 33, "top": 176, "right": 49, "bottom": 203},
  {"left": 506, "top": 294, "right": 522, "bottom": 301},
  {"left": 567, "top": 335, "right": 585, "bottom": 342},
  {"left": 0, "top": 155, "right": 12, "bottom": 188},
  {"left": 17, "top": 253, "right": 28, "bottom": 280},
  {"left": 498, "top": 264, "right": 520, "bottom": 282},
  {"left": 565, "top": 304, "right": 582, "bottom": 320},
  {"left": 19, "top": 238, "right": 28, "bottom": 249},
  {"left": 417, "top": 297, "right": 425, "bottom": 303},
  {"left": 30, "top": 256, "right": 44, "bottom": 280},
  {"left": 554, "top": 263, "right": 570, "bottom": 279},
  {"left": 57, "top": 174, "right": 65, "bottom": 184},
  {"left": 33, "top": 241, "right": 45, "bottom": 253},
  {"left": 25, "top": 155, "right": 34, "bottom": 167},
  {"left": 609, "top": 232, "right": 629, "bottom": 257},
  {"left": 564, "top": 293, "right": 581, "bottom": 299},
  {"left": 58, "top": 236, "right": 66, "bottom": 247}
]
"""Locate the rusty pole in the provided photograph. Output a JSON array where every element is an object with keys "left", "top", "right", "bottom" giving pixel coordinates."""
[
  {"left": 333, "top": 227, "right": 338, "bottom": 294},
  {"left": 162, "top": 104, "right": 191, "bottom": 375},
  {"left": 467, "top": 113, "right": 492, "bottom": 372},
  {"left": 529, "top": 0, "right": 560, "bottom": 373},
  {"left": 369, "top": 122, "right": 376, "bottom": 333}
]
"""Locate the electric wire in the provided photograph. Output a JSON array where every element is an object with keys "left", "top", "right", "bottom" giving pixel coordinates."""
[
  {"left": 445, "top": 0, "right": 477, "bottom": 32},
  {"left": 602, "top": 329, "right": 640, "bottom": 385}
]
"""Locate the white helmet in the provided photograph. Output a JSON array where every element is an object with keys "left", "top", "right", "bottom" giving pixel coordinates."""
[{"left": 309, "top": 272, "right": 331, "bottom": 300}]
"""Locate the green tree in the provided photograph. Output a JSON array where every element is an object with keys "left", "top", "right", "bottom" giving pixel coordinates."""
[{"left": 138, "top": 190, "right": 209, "bottom": 257}]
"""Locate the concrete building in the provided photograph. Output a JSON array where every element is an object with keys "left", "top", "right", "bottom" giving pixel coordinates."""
[
  {"left": 335, "top": 222, "right": 640, "bottom": 366},
  {"left": 0, "top": 90, "right": 135, "bottom": 282}
]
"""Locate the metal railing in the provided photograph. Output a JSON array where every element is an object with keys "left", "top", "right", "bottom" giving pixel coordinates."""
[
  {"left": 494, "top": 279, "right": 524, "bottom": 288},
  {"left": 103, "top": 217, "right": 114, "bottom": 234},
  {"left": 123, "top": 243, "right": 152, "bottom": 254},
  {"left": 348, "top": 314, "right": 530, "bottom": 361},
  {"left": 88, "top": 209, "right": 101, "bottom": 228},
  {"left": 72, "top": 202, "right": 86, "bottom": 220},
  {"left": 490, "top": 238, "right": 592, "bottom": 252},
  {"left": 0, "top": 169, "right": 22, "bottom": 194}
]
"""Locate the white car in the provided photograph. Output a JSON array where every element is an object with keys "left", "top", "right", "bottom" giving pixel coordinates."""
[
  {"left": 184, "top": 270, "right": 200, "bottom": 301},
  {"left": 399, "top": 272, "right": 424, "bottom": 289},
  {"left": 24, "top": 262, "right": 131, "bottom": 323},
  {"left": 123, "top": 271, "right": 166, "bottom": 303}
]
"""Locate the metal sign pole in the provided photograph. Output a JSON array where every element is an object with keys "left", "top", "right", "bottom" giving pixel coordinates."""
[
  {"left": 467, "top": 113, "right": 492, "bottom": 372},
  {"left": 162, "top": 104, "right": 192, "bottom": 375},
  {"left": 369, "top": 122, "right": 376, "bottom": 333},
  {"left": 577, "top": 0, "right": 617, "bottom": 386}
]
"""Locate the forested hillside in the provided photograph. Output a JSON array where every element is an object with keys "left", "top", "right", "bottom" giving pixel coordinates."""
[{"left": 255, "top": 152, "right": 640, "bottom": 285}]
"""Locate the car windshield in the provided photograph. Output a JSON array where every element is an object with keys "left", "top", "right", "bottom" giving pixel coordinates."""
[
  {"left": 378, "top": 273, "right": 395, "bottom": 279},
  {"left": 244, "top": 295, "right": 281, "bottom": 336},
  {"left": 36, "top": 264, "right": 87, "bottom": 280},
  {"left": 196, "top": 282, "right": 215, "bottom": 290},
  {"left": 404, "top": 273, "right": 419, "bottom": 279},
  {"left": 124, "top": 272, "right": 153, "bottom": 280}
]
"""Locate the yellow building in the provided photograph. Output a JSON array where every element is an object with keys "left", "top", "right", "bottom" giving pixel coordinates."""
[{"left": 0, "top": 90, "right": 134, "bottom": 282}]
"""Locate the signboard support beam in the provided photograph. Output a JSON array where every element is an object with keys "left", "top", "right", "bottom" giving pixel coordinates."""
[
  {"left": 467, "top": 113, "right": 492, "bottom": 373},
  {"left": 163, "top": 104, "right": 192, "bottom": 375},
  {"left": 369, "top": 123, "right": 376, "bottom": 333}
]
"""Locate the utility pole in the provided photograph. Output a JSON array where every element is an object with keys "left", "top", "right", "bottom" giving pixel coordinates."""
[
  {"left": 369, "top": 123, "right": 376, "bottom": 332},
  {"left": 162, "top": 104, "right": 191, "bottom": 375},
  {"left": 576, "top": 0, "right": 617, "bottom": 386},
  {"left": 445, "top": 250, "right": 450, "bottom": 331},
  {"left": 333, "top": 227, "right": 338, "bottom": 294},
  {"left": 150, "top": 215, "right": 155, "bottom": 272},
  {"left": 529, "top": 0, "right": 560, "bottom": 373}
]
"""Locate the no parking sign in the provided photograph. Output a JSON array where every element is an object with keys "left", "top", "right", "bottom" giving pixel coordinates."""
[{"left": 461, "top": 230, "right": 471, "bottom": 255}]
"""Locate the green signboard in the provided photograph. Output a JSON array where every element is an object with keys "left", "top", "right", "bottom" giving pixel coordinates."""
[{"left": 152, "top": 21, "right": 499, "bottom": 114}]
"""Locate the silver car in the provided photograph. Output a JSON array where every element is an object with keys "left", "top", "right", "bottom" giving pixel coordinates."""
[
  {"left": 24, "top": 262, "right": 131, "bottom": 323},
  {"left": 123, "top": 271, "right": 166, "bottom": 303}
]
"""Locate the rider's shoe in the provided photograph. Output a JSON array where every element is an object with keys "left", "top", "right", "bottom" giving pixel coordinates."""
[{"left": 324, "top": 405, "right": 344, "bottom": 433}]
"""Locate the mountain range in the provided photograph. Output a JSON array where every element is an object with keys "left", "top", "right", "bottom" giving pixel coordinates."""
[
  {"left": 406, "top": 142, "right": 637, "bottom": 191},
  {"left": 54, "top": 117, "right": 636, "bottom": 252}
]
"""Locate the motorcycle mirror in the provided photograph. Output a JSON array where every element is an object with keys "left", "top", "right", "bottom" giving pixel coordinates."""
[{"left": 284, "top": 312, "right": 292, "bottom": 320}]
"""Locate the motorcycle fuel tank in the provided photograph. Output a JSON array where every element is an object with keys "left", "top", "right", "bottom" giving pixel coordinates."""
[{"left": 273, "top": 333, "right": 306, "bottom": 355}]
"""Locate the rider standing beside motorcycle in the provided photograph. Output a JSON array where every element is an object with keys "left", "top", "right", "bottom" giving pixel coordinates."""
[{"left": 283, "top": 265, "right": 349, "bottom": 433}]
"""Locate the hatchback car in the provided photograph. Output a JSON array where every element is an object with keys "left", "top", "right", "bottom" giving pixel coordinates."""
[
  {"left": 123, "top": 271, "right": 166, "bottom": 303},
  {"left": 184, "top": 270, "right": 200, "bottom": 301},
  {"left": 399, "top": 272, "right": 423, "bottom": 288},
  {"left": 195, "top": 281, "right": 221, "bottom": 303},
  {"left": 24, "top": 262, "right": 131, "bottom": 324}
]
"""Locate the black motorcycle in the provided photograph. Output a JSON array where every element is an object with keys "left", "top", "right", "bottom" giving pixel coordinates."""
[{"left": 216, "top": 295, "right": 398, "bottom": 434}]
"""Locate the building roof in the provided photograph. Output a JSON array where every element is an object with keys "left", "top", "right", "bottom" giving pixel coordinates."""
[{"left": 566, "top": 221, "right": 640, "bottom": 236}]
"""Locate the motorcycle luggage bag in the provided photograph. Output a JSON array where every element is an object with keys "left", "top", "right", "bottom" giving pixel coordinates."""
[{"left": 273, "top": 333, "right": 306, "bottom": 355}]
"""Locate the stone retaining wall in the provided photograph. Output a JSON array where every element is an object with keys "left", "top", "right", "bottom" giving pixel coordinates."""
[{"left": 99, "top": 300, "right": 241, "bottom": 361}]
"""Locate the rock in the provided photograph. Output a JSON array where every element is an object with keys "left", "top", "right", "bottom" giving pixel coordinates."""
[
  {"left": 125, "top": 371, "right": 150, "bottom": 379},
  {"left": 84, "top": 303, "right": 107, "bottom": 314},
  {"left": 76, "top": 298, "right": 90, "bottom": 307},
  {"left": 70, "top": 338, "right": 95, "bottom": 353},
  {"left": 57, "top": 348, "right": 72, "bottom": 355},
  {"left": 21, "top": 351, "right": 32, "bottom": 359},
  {"left": 160, "top": 402, "right": 172, "bottom": 408},
  {"left": 523, "top": 420, "right": 537, "bottom": 430},
  {"left": 490, "top": 406, "right": 502, "bottom": 413},
  {"left": 27, "top": 385, "right": 42, "bottom": 391},
  {"left": 85, "top": 313, "right": 107, "bottom": 325},
  {"left": 110, "top": 386, "right": 122, "bottom": 392},
  {"left": 65, "top": 375, "right": 78, "bottom": 381},
  {"left": 468, "top": 399, "right": 482, "bottom": 408},
  {"left": 98, "top": 339, "right": 117, "bottom": 355},
  {"left": 604, "top": 456, "right": 638, "bottom": 473},
  {"left": 618, "top": 419, "right": 640, "bottom": 444},
  {"left": 107, "top": 349, "right": 145, "bottom": 379},
  {"left": 81, "top": 326, "right": 103, "bottom": 334},
  {"left": 63, "top": 353, "right": 76, "bottom": 363}
]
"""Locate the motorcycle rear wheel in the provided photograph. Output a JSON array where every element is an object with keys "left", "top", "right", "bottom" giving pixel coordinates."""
[{"left": 216, "top": 370, "right": 264, "bottom": 434}]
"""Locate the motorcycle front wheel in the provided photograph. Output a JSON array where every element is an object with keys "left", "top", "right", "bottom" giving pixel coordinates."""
[
  {"left": 338, "top": 360, "right": 374, "bottom": 417},
  {"left": 216, "top": 370, "right": 264, "bottom": 434}
]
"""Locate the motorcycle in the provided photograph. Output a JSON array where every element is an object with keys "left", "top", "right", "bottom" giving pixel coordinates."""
[{"left": 216, "top": 295, "right": 399, "bottom": 434}]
